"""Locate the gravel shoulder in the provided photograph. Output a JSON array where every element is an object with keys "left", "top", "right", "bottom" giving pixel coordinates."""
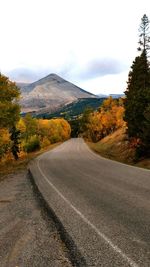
[{"left": 0, "top": 170, "right": 72, "bottom": 267}]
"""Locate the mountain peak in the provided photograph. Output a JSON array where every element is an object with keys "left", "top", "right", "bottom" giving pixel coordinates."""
[
  {"left": 43, "top": 73, "right": 64, "bottom": 81},
  {"left": 19, "top": 73, "right": 96, "bottom": 114}
]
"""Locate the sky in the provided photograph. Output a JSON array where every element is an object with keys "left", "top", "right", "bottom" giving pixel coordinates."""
[{"left": 0, "top": 0, "right": 150, "bottom": 95}]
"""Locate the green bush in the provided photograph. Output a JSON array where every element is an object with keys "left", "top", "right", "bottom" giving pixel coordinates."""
[
  {"left": 41, "top": 137, "right": 51, "bottom": 148},
  {"left": 50, "top": 134, "right": 61, "bottom": 144},
  {"left": 23, "top": 135, "right": 40, "bottom": 153}
]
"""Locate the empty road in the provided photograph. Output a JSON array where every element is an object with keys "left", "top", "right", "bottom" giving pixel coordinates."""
[{"left": 29, "top": 138, "right": 150, "bottom": 267}]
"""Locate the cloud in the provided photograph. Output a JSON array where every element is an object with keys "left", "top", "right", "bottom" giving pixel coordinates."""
[
  {"left": 5, "top": 57, "right": 127, "bottom": 91},
  {"left": 64, "top": 58, "right": 126, "bottom": 81},
  {"left": 5, "top": 68, "right": 52, "bottom": 83}
]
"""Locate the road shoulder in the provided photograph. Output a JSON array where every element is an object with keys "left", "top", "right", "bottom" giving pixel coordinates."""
[{"left": 0, "top": 169, "right": 72, "bottom": 267}]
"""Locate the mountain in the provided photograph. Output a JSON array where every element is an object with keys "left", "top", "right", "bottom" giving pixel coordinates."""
[
  {"left": 19, "top": 73, "right": 96, "bottom": 113},
  {"left": 35, "top": 98, "right": 106, "bottom": 119}
]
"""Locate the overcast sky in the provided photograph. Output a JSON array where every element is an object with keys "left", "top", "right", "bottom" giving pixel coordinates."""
[{"left": 0, "top": 0, "right": 150, "bottom": 95}]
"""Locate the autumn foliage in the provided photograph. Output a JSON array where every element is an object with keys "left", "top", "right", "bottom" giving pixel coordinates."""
[
  {"left": 17, "top": 115, "right": 71, "bottom": 154},
  {"left": 80, "top": 97, "right": 125, "bottom": 142},
  {"left": 0, "top": 113, "right": 71, "bottom": 160}
]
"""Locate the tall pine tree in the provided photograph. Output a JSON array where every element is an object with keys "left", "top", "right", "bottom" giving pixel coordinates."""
[{"left": 124, "top": 14, "right": 150, "bottom": 157}]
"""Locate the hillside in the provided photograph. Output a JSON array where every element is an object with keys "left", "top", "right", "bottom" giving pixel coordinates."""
[
  {"left": 35, "top": 98, "right": 105, "bottom": 119},
  {"left": 19, "top": 73, "right": 96, "bottom": 113},
  {"left": 88, "top": 128, "right": 150, "bottom": 169}
]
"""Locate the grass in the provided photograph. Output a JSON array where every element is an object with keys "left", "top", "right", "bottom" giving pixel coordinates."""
[
  {"left": 87, "top": 128, "right": 150, "bottom": 170},
  {"left": 0, "top": 143, "right": 61, "bottom": 181}
]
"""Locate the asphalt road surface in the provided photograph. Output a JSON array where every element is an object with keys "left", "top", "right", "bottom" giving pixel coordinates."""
[{"left": 29, "top": 138, "right": 150, "bottom": 267}]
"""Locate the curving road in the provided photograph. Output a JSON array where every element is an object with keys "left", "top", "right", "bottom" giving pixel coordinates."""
[{"left": 29, "top": 138, "right": 150, "bottom": 267}]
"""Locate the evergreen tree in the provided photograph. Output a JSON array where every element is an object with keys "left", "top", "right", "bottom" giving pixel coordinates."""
[
  {"left": 10, "top": 126, "right": 21, "bottom": 160},
  {"left": 138, "top": 14, "right": 150, "bottom": 52},
  {"left": 142, "top": 103, "right": 150, "bottom": 156},
  {"left": 79, "top": 107, "right": 93, "bottom": 134},
  {"left": 124, "top": 14, "right": 150, "bottom": 157}
]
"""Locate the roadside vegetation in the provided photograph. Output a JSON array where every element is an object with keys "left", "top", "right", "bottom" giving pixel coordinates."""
[
  {"left": 79, "top": 97, "right": 125, "bottom": 142},
  {"left": 88, "top": 128, "right": 150, "bottom": 169},
  {"left": 0, "top": 73, "right": 71, "bottom": 175},
  {"left": 0, "top": 113, "right": 71, "bottom": 162}
]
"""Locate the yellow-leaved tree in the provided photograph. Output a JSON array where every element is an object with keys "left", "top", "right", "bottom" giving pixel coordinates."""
[
  {"left": 0, "top": 73, "right": 20, "bottom": 160},
  {"left": 80, "top": 97, "right": 125, "bottom": 142}
]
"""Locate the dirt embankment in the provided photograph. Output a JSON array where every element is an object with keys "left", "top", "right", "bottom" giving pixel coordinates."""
[
  {"left": 88, "top": 128, "right": 150, "bottom": 169},
  {"left": 0, "top": 170, "right": 72, "bottom": 267}
]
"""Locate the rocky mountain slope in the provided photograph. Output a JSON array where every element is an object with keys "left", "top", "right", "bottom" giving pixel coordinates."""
[{"left": 19, "top": 73, "right": 96, "bottom": 113}]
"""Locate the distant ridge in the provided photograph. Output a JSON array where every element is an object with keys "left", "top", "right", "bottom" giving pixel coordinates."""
[
  {"left": 109, "top": 94, "right": 125, "bottom": 99},
  {"left": 19, "top": 73, "right": 96, "bottom": 114},
  {"left": 97, "top": 93, "right": 125, "bottom": 99}
]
